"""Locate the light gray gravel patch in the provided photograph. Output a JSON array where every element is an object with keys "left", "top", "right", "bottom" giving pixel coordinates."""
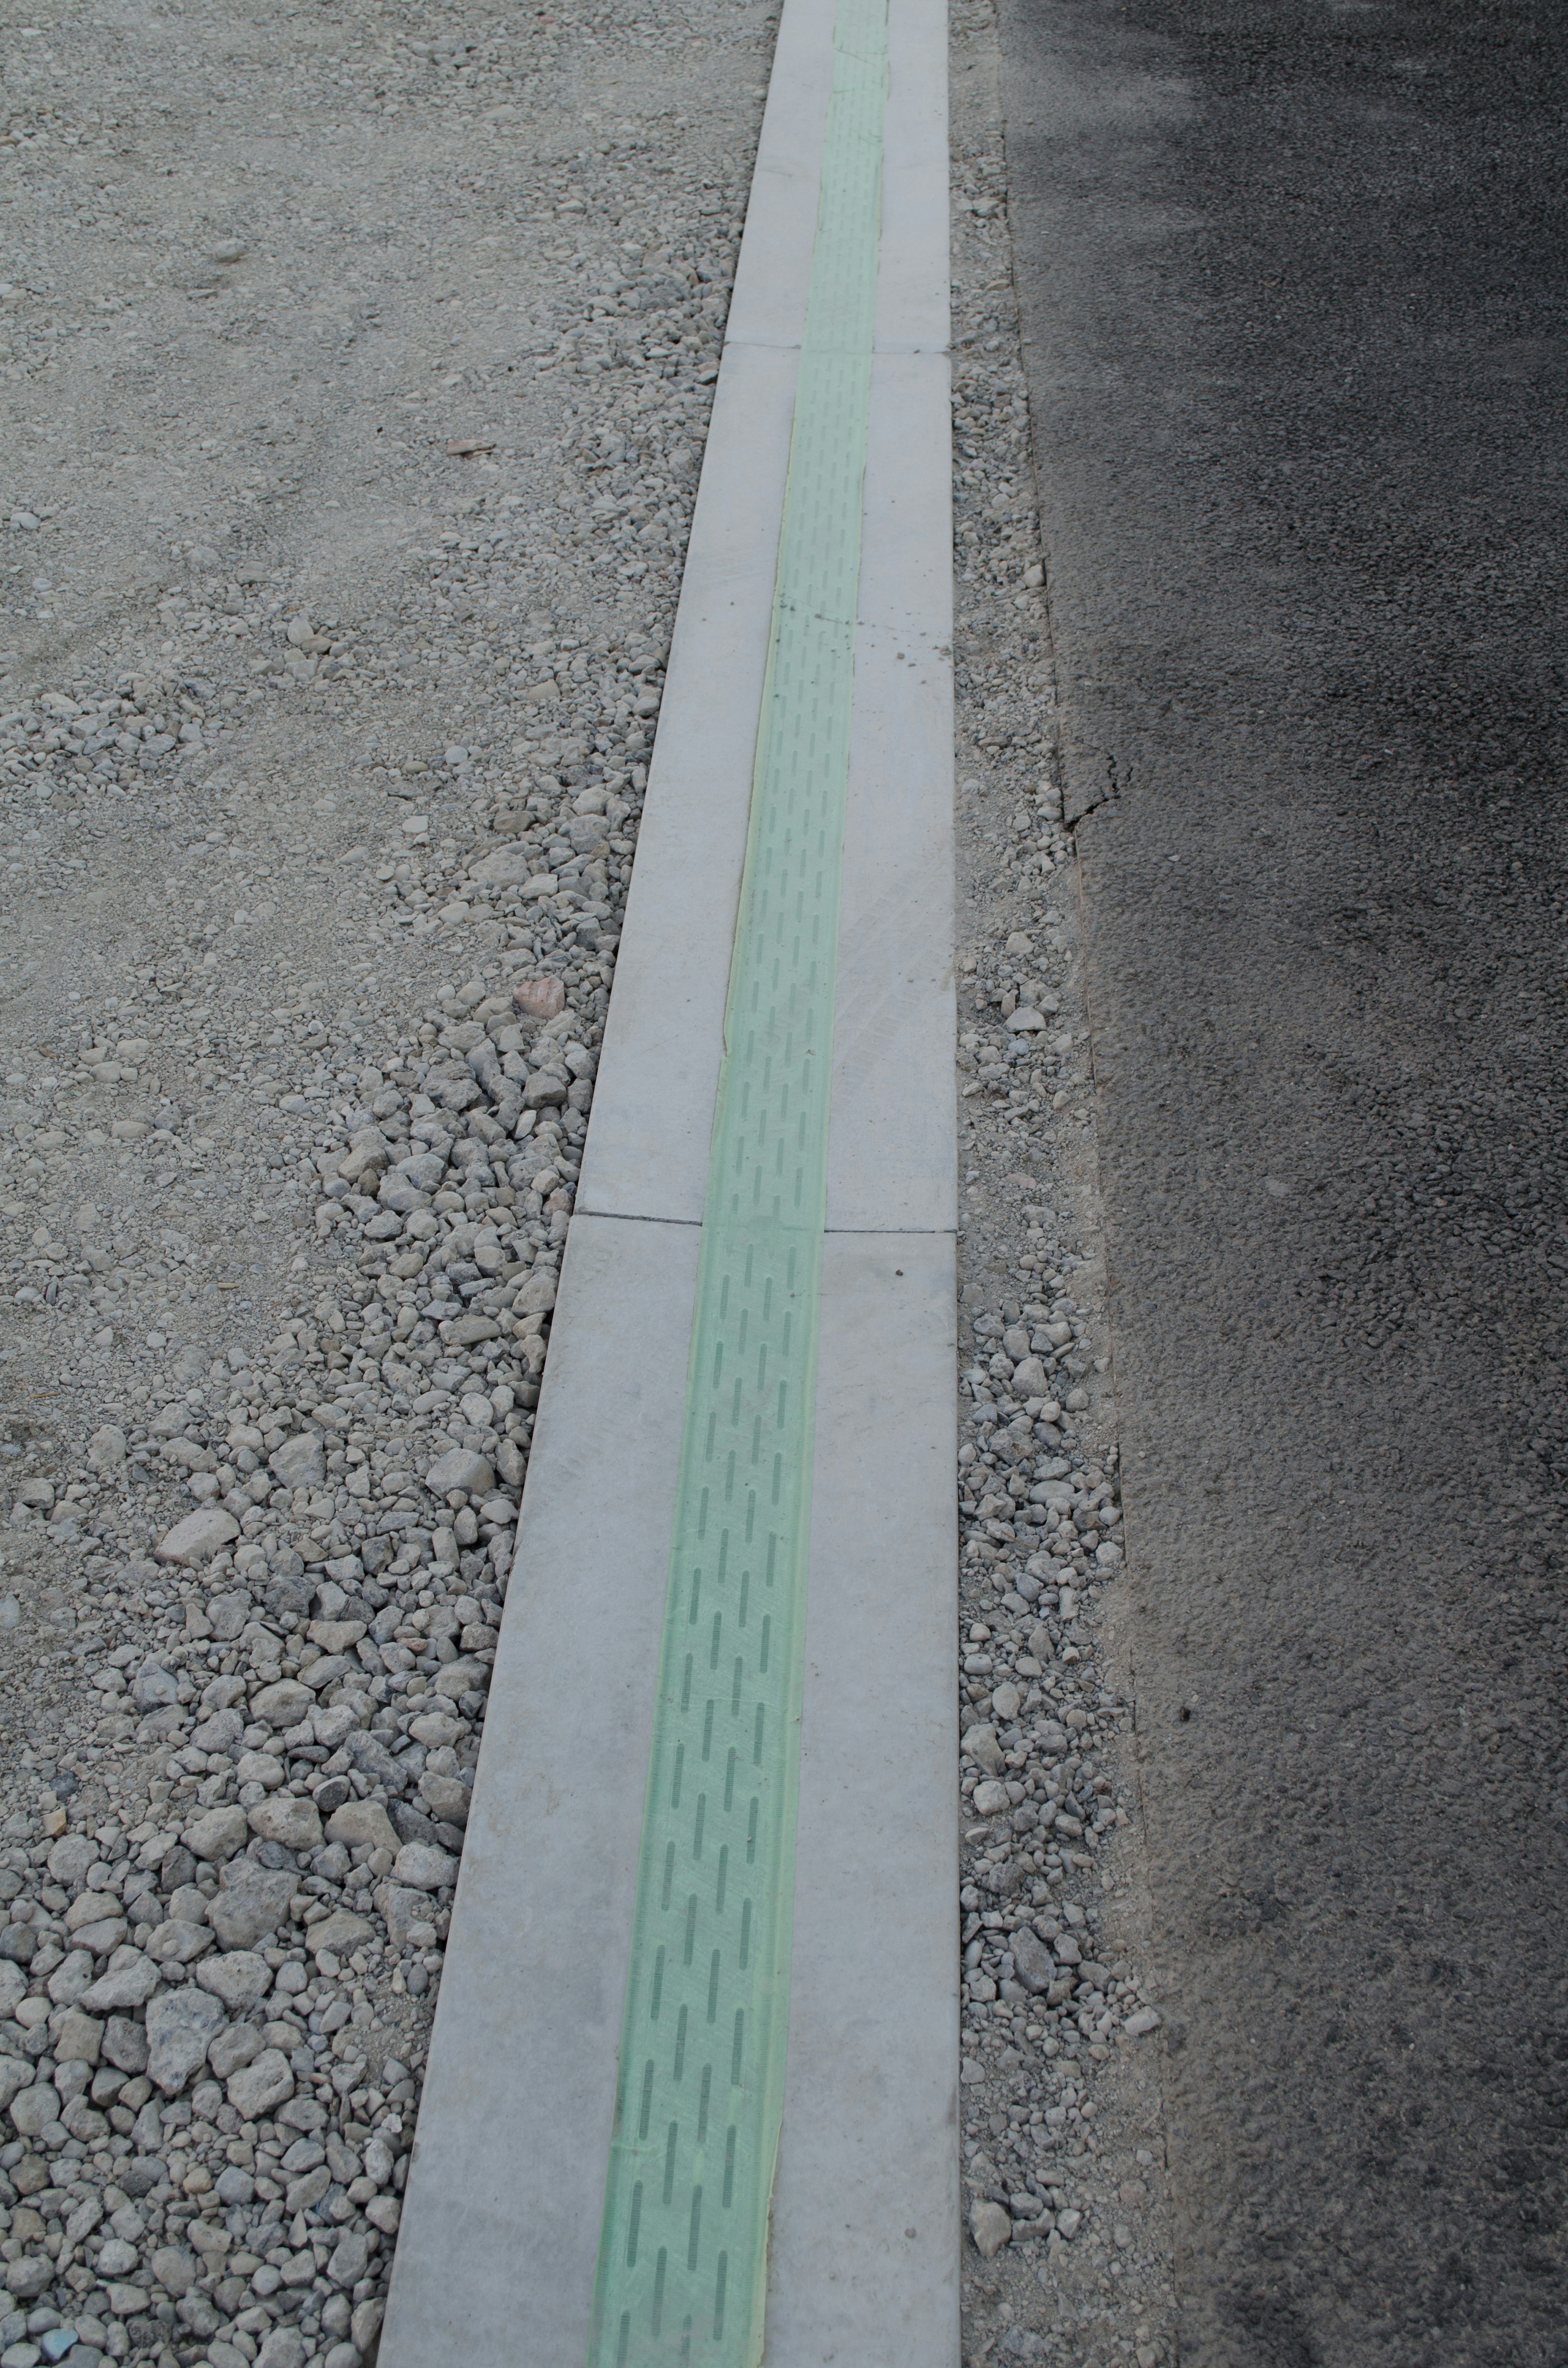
[
  {"left": 0, "top": 0, "right": 772, "bottom": 2362},
  {"left": 949, "top": 5, "right": 1177, "bottom": 2364}
]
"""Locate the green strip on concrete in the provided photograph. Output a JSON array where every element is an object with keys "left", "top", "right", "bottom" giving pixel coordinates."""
[{"left": 587, "top": 4, "right": 888, "bottom": 2361}]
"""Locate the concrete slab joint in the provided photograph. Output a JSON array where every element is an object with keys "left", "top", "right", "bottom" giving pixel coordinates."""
[{"left": 379, "top": 0, "right": 955, "bottom": 2356}]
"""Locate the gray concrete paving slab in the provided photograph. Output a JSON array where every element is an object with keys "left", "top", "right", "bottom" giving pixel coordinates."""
[
  {"left": 828, "top": 354, "right": 955, "bottom": 1240},
  {"left": 381, "top": 1218, "right": 960, "bottom": 2367},
  {"left": 768, "top": 1227, "right": 959, "bottom": 2368},
  {"left": 576, "top": 338, "right": 796, "bottom": 1230}
]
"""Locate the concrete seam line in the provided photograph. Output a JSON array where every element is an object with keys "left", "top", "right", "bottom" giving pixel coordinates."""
[{"left": 587, "top": 0, "right": 889, "bottom": 2359}]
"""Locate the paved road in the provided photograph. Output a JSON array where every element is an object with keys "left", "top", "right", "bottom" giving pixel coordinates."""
[{"left": 997, "top": 2, "right": 1568, "bottom": 2361}]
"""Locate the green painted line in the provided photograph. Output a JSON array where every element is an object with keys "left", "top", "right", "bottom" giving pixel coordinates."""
[{"left": 587, "top": 5, "right": 888, "bottom": 2362}]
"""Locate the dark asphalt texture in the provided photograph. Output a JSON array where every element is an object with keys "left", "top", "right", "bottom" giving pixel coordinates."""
[{"left": 995, "top": 3, "right": 1568, "bottom": 2362}]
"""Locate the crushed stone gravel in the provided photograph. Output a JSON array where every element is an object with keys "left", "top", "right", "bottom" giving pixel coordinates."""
[{"left": 949, "top": 5, "right": 1177, "bottom": 2362}]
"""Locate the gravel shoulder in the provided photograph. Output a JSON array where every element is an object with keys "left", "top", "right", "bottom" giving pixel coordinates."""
[
  {"left": 948, "top": 8, "right": 1177, "bottom": 2364},
  {"left": 0, "top": 2, "right": 768, "bottom": 2364}
]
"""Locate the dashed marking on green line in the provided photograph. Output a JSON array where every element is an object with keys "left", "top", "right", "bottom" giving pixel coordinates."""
[{"left": 586, "top": 2, "right": 888, "bottom": 2359}]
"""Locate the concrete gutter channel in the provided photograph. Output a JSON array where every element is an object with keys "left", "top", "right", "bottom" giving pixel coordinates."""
[
  {"left": 379, "top": 0, "right": 1184, "bottom": 2358},
  {"left": 379, "top": 0, "right": 962, "bottom": 2359}
]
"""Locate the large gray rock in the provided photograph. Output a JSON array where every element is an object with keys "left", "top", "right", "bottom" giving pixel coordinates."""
[
  {"left": 299, "top": 1653, "right": 353, "bottom": 1695},
  {"left": 325, "top": 1799, "right": 398, "bottom": 1857},
  {"left": 419, "top": 1772, "right": 471, "bottom": 1827},
  {"left": 145, "top": 1987, "right": 227, "bottom": 2095},
  {"left": 183, "top": 1806, "right": 249, "bottom": 1864},
  {"left": 247, "top": 1795, "right": 322, "bottom": 1852},
  {"left": 256, "top": 2329, "right": 308, "bottom": 2368},
  {"left": 102, "top": 2016, "right": 148, "bottom": 2074},
  {"left": 46, "top": 1949, "right": 95, "bottom": 2003},
  {"left": 433, "top": 1657, "right": 488, "bottom": 1703},
  {"left": 379, "top": 1885, "right": 434, "bottom": 1951},
  {"left": 154, "top": 1508, "right": 239, "bottom": 1565},
  {"left": 207, "top": 1870, "right": 296, "bottom": 1951},
  {"left": 0, "top": 2058, "right": 35, "bottom": 2112},
  {"left": 11, "top": 2081, "right": 60, "bottom": 2138},
  {"left": 327, "top": 2230, "right": 370, "bottom": 2289},
  {"left": 190, "top": 1705, "right": 244, "bottom": 1753},
  {"left": 346, "top": 1731, "right": 401, "bottom": 1788},
  {"left": 961, "top": 1723, "right": 1004, "bottom": 1777},
  {"left": 425, "top": 1448, "right": 494, "bottom": 1496},
  {"left": 311, "top": 1699, "right": 365, "bottom": 1749},
  {"left": 149, "top": 2245, "right": 198, "bottom": 2297},
  {"left": 250, "top": 1679, "right": 314, "bottom": 1731},
  {"left": 307, "top": 1909, "right": 373, "bottom": 1959},
  {"left": 147, "top": 1919, "right": 214, "bottom": 1965},
  {"left": 47, "top": 1833, "right": 96, "bottom": 1886},
  {"left": 377, "top": 1174, "right": 432, "bottom": 1215},
  {"left": 351, "top": 2301, "right": 385, "bottom": 2359},
  {"left": 469, "top": 844, "right": 534, "bottom": 887},
  {"left": 70, "top": 1914, "right": 129, "bottom": 1960},
  {"left": 78, "top": 1948, "right": 160, "bottom": 2012},
  {"left": 392, "top": 1842, "right": 457, "bottom": 1893},
  {"left": 337, "top": 1128, "right": 390, "bottom": 1184},
  {"left": 1010, "top": 1927, "right": 1056, "bottom": 1996},
  {"left": 62, "top": 2093, "right": 109, "bottom": 2145},
  {"left": 269, "top": 1433, "right": 325, "bottom": 1490},
  {"left": 209, "top": 1590, "right": 253, "bottom": 1642},
  {"left": 209, "top": 2021, "right": 263, "bottom": 2081},
  {"left": 969, "top": 2198, "right": 1013, "bottom": 2259},
  {"left": 227, "top": 2047, "right": 294, "bottom": 2119},
  {"left": 131, "top": 1661, "right": 179, "bottom": 1713},
  {"left": 444, "top": 1313, "right": 499, "bottom": 1347},
  {"left": 196, "top": 1951, "right": 273, "bottom": 2010},
  {"left": 393, "top": 1151, "right": 448, "bottom": 1192},
  {"left": 512, "top": 1267, "right": 557, "bottom": 1314},
  {"left": 308, "top": 1618, "right": 366, "bottom": 1655}
]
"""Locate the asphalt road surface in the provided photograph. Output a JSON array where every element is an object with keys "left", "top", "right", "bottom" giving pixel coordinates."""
[{"left": 997, "top": 2, "right": 1568, "bottom": 2362}]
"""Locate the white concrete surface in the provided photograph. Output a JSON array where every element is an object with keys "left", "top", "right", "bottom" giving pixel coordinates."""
[
  {"left": 877, "top": 0, "right": 953, "bottom": 355},
  {"left": 725, "top": 0, "right": 834, "bottom": 352},
  {"left": 828, "top": 349, "right": 956, "bottom": 1240},
  {"left": 767, "top": 1228, "right": 960, "bottom": 2365},
  {"left": 377, "top": 1214, "right": 695, "bottom": 2368},
  {"left": 579, "top": 349, "right": 955, "bottom": 1236},
  {"left": 575, "top": 338, "right": 796, "bottom": 1230}
]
